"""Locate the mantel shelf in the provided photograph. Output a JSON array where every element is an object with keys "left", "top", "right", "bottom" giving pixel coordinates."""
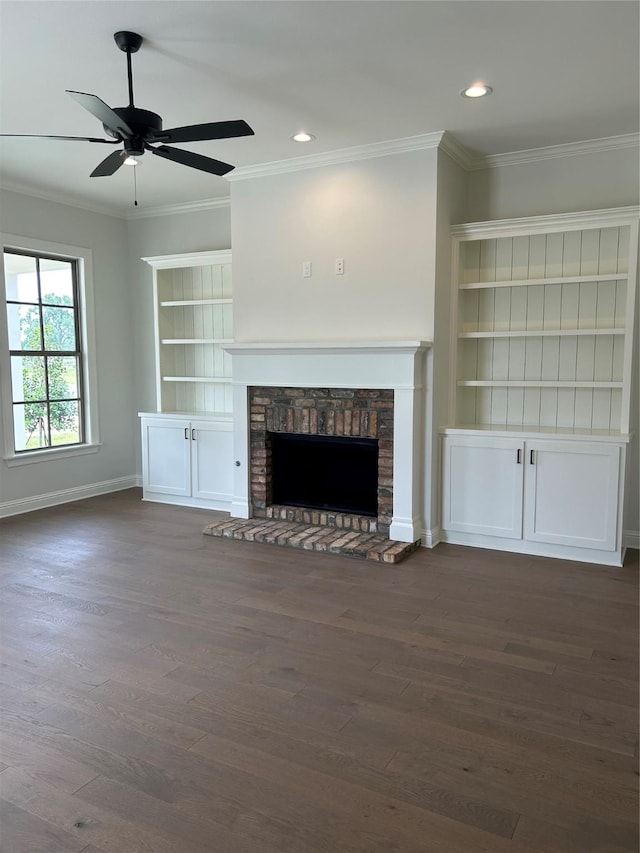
[
  {"left": 459, "top": 328, "right": 625, "bottom": 339},
  {"left": 459, "top": 273, "right": 626, "bottom": 291}
]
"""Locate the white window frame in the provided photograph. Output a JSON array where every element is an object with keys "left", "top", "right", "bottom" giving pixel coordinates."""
[{"left": 0, "top": 233, "right": 101, "bottom": 466}]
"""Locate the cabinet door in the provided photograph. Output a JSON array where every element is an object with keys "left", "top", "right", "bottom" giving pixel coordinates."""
[
  {"left": 524, "top": 441, "right": 620, "bottom": 551},
  {"left": 191, "top": 420, "right": 233, "bottom": 504},
  {"left": 442, "top": 436, "right": 524, "bottom": 538},
  {"left": 141, "top": 418, "right": 191, "bottom": 496}
]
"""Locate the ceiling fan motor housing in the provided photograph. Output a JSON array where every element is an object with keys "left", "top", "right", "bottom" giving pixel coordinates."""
[{"left": 104, "top": 106, "right": 163, "bottom": 142}]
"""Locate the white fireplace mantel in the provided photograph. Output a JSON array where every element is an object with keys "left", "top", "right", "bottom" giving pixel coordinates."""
[{"left": 225, "top": 340, "right": 431, "bottom": 543}]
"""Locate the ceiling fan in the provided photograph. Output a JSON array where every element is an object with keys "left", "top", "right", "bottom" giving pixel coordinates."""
[{"left": 0, "top": 31, "right": 254, "bottom": 178}]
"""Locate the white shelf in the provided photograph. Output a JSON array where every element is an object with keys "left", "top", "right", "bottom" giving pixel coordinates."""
[
  {"left": 459, "top": 328, "right": 624, "bottom": 339},
  {"left": 159, "top": 298, "right": 232, "bottom": 307},
  {"left": 459, "top": 273, "right": 626, "bottom": 291},
  {"left": 161, "top": 338, "right": 233, "bottom": 345},
  {"left": 458, "top": 380, "right": 623, "bottom": 389},
  {"left": 442, "top": 424, "right": 630, "bottom": 442},
  {"left": 162, "top": 376, "right": 231, "bottom": 384}
]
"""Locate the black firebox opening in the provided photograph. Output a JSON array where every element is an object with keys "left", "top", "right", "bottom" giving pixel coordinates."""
[{"left": 271, "top": 432, "right": 378, "bottom": 516}]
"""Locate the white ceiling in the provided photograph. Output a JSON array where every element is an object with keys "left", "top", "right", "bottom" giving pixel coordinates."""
[{"left": 0, "top": 1, "right": 638, "bottom": 214}]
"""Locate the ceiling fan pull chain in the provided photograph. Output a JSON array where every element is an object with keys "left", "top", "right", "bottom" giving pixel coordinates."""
[{"left": 133, "top": 164, "right": 138, "bottom": 207}]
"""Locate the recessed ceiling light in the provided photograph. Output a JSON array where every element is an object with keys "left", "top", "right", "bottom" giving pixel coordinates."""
[
  {"left": 291, "top": 132, "right": 316, "bottom": 143},
  {"left": 461, "top": 84, "right": 493, "bottom": 99}
]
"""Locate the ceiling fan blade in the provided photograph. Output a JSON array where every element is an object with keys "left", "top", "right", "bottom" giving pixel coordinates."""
[
  {"left": 66, "top": 91, "right": 133, "bottom": 139},
  {"left": 90, "top": 149, "right": 128, "bottom": 177},
  {"left": 149, "top": 120, "right": 254, "bottom": 144},
  {"left": 148, "top": 144, "right": 234, "bottom": 176},
  {"left": 0, "top": 133, "right": 120, "bottom": 144}
]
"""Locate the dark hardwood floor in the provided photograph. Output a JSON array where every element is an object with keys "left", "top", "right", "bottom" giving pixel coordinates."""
[{"left": 0, "top": 488, "right": 638, "bottom": 853}]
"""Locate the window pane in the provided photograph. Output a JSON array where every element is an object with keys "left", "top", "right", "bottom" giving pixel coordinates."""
[
  {"left": 43, "top": 306, "right": 76, "bottom": 350},
  {"left": 7, "top": 303, "right": 42, "bottom": 350},
  {"left": 40, "top": 258, "right": 75, "bottom": 304},
  {"left": 3, "top": 253, "right": 39, "bottom": 302},
  {"left": 48, "top": 356, "right": 78, "bottom": 399},
  {"left": 50, "top": 400, "right": 80, "bottom": 446},
  {"left": 10, "top": 355, "right": 46, "bottom": 402},
  {"left": 13, "top": 402, "right": 49, "bottom": 451}
]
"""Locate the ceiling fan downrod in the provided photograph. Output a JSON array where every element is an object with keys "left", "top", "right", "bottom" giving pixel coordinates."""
[{"left": 114, "top": 31, "right": 143, "bottom": 108}]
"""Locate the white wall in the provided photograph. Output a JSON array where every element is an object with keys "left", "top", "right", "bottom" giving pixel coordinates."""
[
  {"left": 463, "top": 145, "right": 640, "bottom": 543},
  {"left": 0, "top": 189, "right": 135, "bottom": 510},
  {"left": 466, "top": 146, "right": 639, "bottom": 222},
  {"left": 231, "top": 149, "right": 439, "bottom": 342}
]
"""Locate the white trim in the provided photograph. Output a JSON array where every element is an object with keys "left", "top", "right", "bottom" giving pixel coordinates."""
[
  {"left": 451, "top": 206, "right": 640, "bottom": 240},
  {"left": 227, "top": 132, "right": 445, "bottom": 181},
  {"left": 142, "top": 249, "right": 232, "bottom": 269},
  {"left": 623, "top": 530, "right": 640, "bottom": 550},
  {"left": 421, "top": 526, "right": 441, "bottom": 549},
  {"left": 4, "top": 442, "right": 102, "bottom": 467},
  {"left": 0, "top": 476, "right": 138, "bottom": 519},
  {"left": 473, "top": 133, "right": 640, "bottom": 171},
  {"left": 438, "top": 132, "right": 476, "bottom": 171},
  {"left": 225, "top": 340, "right": 431, "bottom": 357},
  {"left": 0, "top": 180, "right": 123, "bottom": 218},
  {"left": 126, "top": 197, "right": 230, "bottom": 219},
  {"left": 0, "top": 233, "right": 100, "bottom": 460},
  {"left": 439, "top": 530, "right": 625, "bottom": 568}
]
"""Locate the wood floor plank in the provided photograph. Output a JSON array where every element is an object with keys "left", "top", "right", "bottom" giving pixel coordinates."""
[{"left": 0, "top": 489, "right": 637, "bottom": 852}]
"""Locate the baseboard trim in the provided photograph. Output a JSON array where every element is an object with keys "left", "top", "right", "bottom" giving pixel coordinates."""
[
  {"left": 421, "top": 526, "right": 441, "bottom": 548},
  {"left": 0, "top": 476, "right": 139, "bottom": 519},
  {"left": 623, "top": 529, "right": 640, "bottom": 550}
]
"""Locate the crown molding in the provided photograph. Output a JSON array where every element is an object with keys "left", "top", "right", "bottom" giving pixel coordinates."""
[
  {"left": 142, "top": 249, "right": 231, "bottom": 269},
  {"left": 0, "top": 180, "right": 124, "bottom": 219},
  {"left": 451, "top": 205, "right": 640, "bottom": 240},
  {"left": 126, "top": 196, "right": 231, "bottom": 220},
  {"left": 227, "top": 132, "right": 445, "bottom": 181},
  {"left": 438, "top": 132, "right": 476, "bottom": 171},
  {"left": 472, "top": 133, "right": 640, "bottom": 171}
]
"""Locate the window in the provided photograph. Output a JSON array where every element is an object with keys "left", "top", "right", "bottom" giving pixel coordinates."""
[{"left": 0, "top": 235, "right": 99, "bottom": 463}]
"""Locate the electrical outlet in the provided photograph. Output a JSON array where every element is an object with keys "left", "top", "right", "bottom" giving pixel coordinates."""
[
  {"left": 303, "top": 261, "right": 312, "bottom": 278},
  {"left": 335, "top": 258, "right": 345, "bottom": 275}
]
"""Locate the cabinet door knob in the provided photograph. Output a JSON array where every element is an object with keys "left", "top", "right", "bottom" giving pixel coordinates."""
[
  {"left": 192, "top": 429, "right": 196, "bottom": 441},
  {"left": 516, "top": 449, "right": 522, "bottom": 464},
  {"left": 530, "top": 449, "right": 535, "bottom": 465},
  {"left": 184, "top": 427, "right": 189, "bottom": 440}
]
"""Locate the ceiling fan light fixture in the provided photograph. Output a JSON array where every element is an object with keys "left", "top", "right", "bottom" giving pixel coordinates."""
[
  {"left": 461, "top": 84, "right": 493, "bottom": 99},
  {"left": 291, "top": 131, "right": 316, "bottom": 143},
  {"left": 124, "top": 155, "right": 139, "bottom": 166}
]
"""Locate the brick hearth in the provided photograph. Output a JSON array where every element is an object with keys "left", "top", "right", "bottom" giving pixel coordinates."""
[{"left": 202, "top": 517, "right": 419, "bottom": 563}]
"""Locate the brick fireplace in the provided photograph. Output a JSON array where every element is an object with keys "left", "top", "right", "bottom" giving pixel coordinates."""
[
  {"left": 224, "top": 341, "right": 430, "bottom": 544},
  {"left": 249, "top": 386, "right": 394, "bottom": 534}
]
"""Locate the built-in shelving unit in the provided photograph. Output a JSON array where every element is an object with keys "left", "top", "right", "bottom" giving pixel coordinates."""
[
  {"left": 449, "top": 209, "right": 638, "bottom": 434},
  {"left": 442, "top": 207, "right": 638, "bottom": 566},
  {"left": 143, "top": 250, "right": 233, "bottom": 415}
]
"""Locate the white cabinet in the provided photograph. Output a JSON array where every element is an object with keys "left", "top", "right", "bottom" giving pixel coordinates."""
[
  {"left": 140, "top": 414, "right": 232, "bottom": 510},
  {"left": 523, "top": 440, "right": 620, "bottom": 551},
  {"left": 442, "top": 435, "right": 523, "bottom": 539},
  {"left": 441, "top": 433, "right": 624, "bottom": 565}
]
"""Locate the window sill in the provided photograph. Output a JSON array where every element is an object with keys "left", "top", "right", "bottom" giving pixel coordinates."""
[{"left": 3, "top": 442, "right": 102, "bottom": 467}]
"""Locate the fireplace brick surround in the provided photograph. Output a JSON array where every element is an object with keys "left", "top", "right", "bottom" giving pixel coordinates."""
[
  {"left": 218, "top": 341, "right": 431, "bottom": 553},
  {"left": 248, "top": 386, "right": 394, "bottom": 534}
]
